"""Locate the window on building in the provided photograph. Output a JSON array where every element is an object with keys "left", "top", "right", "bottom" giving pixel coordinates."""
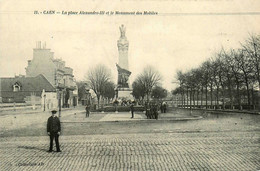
[{"left": 13, "top": 83, "right": 21, "bottom": 92}]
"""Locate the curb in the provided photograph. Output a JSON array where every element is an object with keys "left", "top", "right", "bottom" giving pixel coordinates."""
[
  {"left": 61, "top": 115, "right": 203, "bottom": 123},
  {"left": 179, "top": 108, "right": 260, "bottom": 115}
]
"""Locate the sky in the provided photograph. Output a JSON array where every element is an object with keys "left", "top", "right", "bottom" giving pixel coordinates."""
[{"left": 0, "top": 0, "right": 260, "bottom": 91}]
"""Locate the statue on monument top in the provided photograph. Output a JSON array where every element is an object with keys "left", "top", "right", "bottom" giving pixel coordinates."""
[{"left": 119, "top": 24, "right": 126, "bottom": 38}]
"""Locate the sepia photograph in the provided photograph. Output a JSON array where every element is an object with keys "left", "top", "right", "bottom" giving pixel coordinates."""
[{"left": 0, "top": 0, "right": 260, "bottom": 170}]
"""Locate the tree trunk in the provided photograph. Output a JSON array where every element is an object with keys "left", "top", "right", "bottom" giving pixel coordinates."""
[
  {"left": 227, "top": 77, "right": 233, "bottom": 109},
  {"left": 196, "top": 90, "right": 199, "bottom": 108},
  {"left": 218, "top": 73, "right": 225, "bottom": 110},
  {"left": 258, "top": 90, "right": 260, "bottom": 112},
  {"left": 187, "top": 89, "right": 189, "bottom": 108},
  {"left": 97, "top": 95, "right": 100, "bottom": 109},
  {"left": 183, "top": 92, "right": 185, "bottom": 108},
  {"left": 221, "top": 87, "right": 226, "bottom": 110},
  {"left": 216, "top": 86, "right": 219, "bottom": 109},
  {"left": 236, "top": 84, "right": 241, "bottom": 110},
  {"left": 181, "top": 92, "right": 184, "bottom": 108},
  {"left": 245, "top": 79, "right": 251, "bottom": 109},
  {"left": 190, "top": 89, "right": 192, "bottom": 110},
  {"left": 193, "top": 90, "right": 195, "bottom": 108},
  {"left": 251, "top": 88, "right": 255, "bottom": 110},
  {"left": 201, "top": 87, "right": 204, "bottom": 108},
  {"left": 210, "top": 83, "right": 213, "bottom": 109},
  {"left": 205, "top": 86, "right": 208, "bottom": 109}
]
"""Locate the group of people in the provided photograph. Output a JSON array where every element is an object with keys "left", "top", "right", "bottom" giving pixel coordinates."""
[
  {"left": 160, "top": 101, "right": 167, "bottom": 113},
  {"left": 144, "top": 101, "right": 168, "bottom": 119},
  {"left": 145, "top": 101, "right": 159, "bottom": 119}
]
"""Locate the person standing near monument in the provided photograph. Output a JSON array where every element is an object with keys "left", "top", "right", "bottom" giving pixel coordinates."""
[
  {"left": 162, "top": 101, "right": 167, "bottom": 113},
  {"left": 47, "top": 109, "right": 61, "bottom": 152},
  {"left": 85, "top": 105, "right": 90, "bottom": 117},
  {"left": 130, "top": 102, "right": 134, "bottom": 118}
]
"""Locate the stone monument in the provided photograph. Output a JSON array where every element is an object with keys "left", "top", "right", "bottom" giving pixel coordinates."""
[{"left": 115, "top": 25, "right": 133, "bottom": 99}]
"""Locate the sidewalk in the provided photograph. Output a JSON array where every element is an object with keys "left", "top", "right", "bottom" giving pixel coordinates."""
[
  {"left": 0, "top": 106, "right": 80, "bottom": 116},
  {"left": 0, "top": 108, "right": 83, "bottom": 131},
  {"left": 179, "top": 108, "right": 260, "bottom": 115}
]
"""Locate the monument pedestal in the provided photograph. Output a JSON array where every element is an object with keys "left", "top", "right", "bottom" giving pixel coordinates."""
[{"left": 117, "top": 88, "right": 133, "bottom": 99}]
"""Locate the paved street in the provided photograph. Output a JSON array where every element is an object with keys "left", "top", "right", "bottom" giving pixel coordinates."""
[
  {"left": 0, "top": 109, "right": 259, "bottom": 170},
  {"left": 0, "top": 132, "right": 259, "bottom": 171}
]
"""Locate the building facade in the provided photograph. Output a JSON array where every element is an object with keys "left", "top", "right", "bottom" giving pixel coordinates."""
[{"left": 25, "top": 41, "right": 78, "bottom": 108}]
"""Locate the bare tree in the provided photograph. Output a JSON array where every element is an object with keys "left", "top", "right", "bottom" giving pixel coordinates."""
[
  {"left": 201, "top": 61, "right": 211, "bottom": 109},
  {"left": 242, "top": 34, "right": 260, "bottom": 90},
  {"left": 242, "top": 34, "right": 260, "bottom": 110},
  {"left": 135, "top": 66, "right": 162, "bottom": 101},
  {"left": 221, "top": 49, "right": 236, "bottom": 109},
  {"left": 226, "top": 50, "right": 243, "bottom": 110},
  {"left": 85, "top": 64, "right": 112, "bottom": 108},
  {"left": 234, "top": 49, "right": 254, "bottom": 109},
  {"left": 190, "top": 68, "right": 201, "bottom": 108},
  {"left": 211, "top": 57, "right": 221, "bottom": 109},
  {"left": 175, "top": 70, "right": 186, "bottom": 107}
]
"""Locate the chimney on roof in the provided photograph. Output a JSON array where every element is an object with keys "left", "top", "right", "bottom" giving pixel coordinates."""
[
  {"left": 19, "top": 74, "right": 25, "bottom": 78},
  {"left": 36, "top": 41, "right": 42, "bottom": 49},
  {"left": 43, "top": 42, "right": 46, "bottom": 49}
]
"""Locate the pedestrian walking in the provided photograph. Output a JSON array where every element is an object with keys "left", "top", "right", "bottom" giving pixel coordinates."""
[
  {"left": 160, "top": 102, "right": 163, "bottom": 113},
  {"left": 85, "top": 105, "right": 90, "bottom": 117},
  {"left": 130, "top": 103, "right": 134, "bottom": 118},
  {"left": 47, "top": 109, "right": 61, "bottom": 152},
  {"left": 163, "top": 102, "right": 167, "bottom": 113}
]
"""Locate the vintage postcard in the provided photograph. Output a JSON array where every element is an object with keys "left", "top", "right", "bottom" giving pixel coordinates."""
[{"left": 0, "top": 0, "right": 259, "bottom": 170}]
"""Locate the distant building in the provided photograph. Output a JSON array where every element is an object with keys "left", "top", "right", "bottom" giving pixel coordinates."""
[
  {"left": 0, "top": 74, "right": 56, "bottom": 105},
  {"left": 25, "top": 41, "right": 78, "bottom": 107}
]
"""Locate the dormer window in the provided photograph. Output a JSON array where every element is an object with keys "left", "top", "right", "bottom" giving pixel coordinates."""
[{"left": 13, "top": 82, "right": 21, "bottom": 92}]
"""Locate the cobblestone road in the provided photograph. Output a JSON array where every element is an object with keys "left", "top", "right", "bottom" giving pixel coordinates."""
[{"left": 0, "top": 131, "right": 259, "bottom": 171}]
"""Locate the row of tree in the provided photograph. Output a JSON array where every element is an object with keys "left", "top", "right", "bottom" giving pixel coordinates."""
[{"left": 172, "top": 34, "right": 260, "bottom": 110}]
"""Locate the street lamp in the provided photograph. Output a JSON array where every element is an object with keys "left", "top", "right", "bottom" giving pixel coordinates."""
[
  {"left": 43, "top": 94, "right": 46, "bottom": 111},
  {"left": 189, "top": 86, "right": 192, "bottom": 115},
  {"left": 56, "top": 85, "right": 62, "bottom": 118},
  {"left": 59, "top": 90, "right": 61, "bottom": 118}
]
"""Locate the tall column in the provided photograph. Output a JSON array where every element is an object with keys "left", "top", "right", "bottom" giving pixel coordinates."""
[
  {"left": 116, "top": 25, "right": 133, "bottom": 99},
  {"left": 117, "top": 25, "right": 129, "bottom": 70}
]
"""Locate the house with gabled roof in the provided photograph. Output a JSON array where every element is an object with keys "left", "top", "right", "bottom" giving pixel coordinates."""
[{"left": 0, "top": 74, "right": 57, "bottom": 109}]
